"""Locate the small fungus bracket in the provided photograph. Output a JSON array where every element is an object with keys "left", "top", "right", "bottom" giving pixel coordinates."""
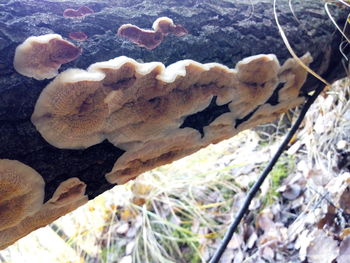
[{"left": 13, "top": 34, "right": 81, "bottom": 80}]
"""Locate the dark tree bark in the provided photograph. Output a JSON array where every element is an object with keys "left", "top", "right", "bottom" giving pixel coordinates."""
[{"left": 0, "top": 0, "right": 348, "bottom": 247}]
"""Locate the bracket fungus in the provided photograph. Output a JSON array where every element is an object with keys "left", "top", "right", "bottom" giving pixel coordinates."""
[
  {"left": 117, "top": 24, "right": 164, "bottom": 50},
  {"left": 69, "top": 32, "right": 88, "bottom": 42},
  {"left": 48, "top": 177, "right": 87, "bottom": 207},
  {"left": 31, "top": 68, "right": 107, "bottom": 149},
  {"left": 63, "top": 6, "right": 94, "bottom": 18},
  {"left": 117, "top": 17, "right": 187, "bottom": 50},
  {"left": 236, "top": 53, "right": 313, "bottom": 132},
  {"left": 0, "top": 159, "right": 45, "bottom": 232},
  {"left": 31, "top": 53, "right": 312, "bottom": 185},
  {"left": 152, "top": 17, "right": 188, "bottom": 37},
  {"left": 13, "top": 34, "right": 82, "bottom": 80},
  {"left": 0, "top": 177, "right": 87, "bottom": 249}
]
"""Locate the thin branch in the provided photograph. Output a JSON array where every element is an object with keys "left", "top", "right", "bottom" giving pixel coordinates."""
[{"left": 208, "top": 81, "right": 326, "bottom": 263}]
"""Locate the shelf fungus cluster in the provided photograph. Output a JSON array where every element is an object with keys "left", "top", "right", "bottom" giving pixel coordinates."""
[
  {"left": 0, "top": 159, "right": 88, "bottom": 249},
  {"left": 31, "top": 53, "right": 312, "bottom": 185},
  {"left": 13, "top": 34, "right": 82, "bottom": 80}
]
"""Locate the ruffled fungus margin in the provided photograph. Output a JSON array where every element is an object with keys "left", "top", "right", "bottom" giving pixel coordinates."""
[
  {"left": 152, "top": 17, "right": 188, "bottom": 36},
  {"left": 13, "top": 34, "right": 82, "bottom": 80},
  {"left": 31, "top": 53, "right": 312, "bottom": 185},
  {"left": 0, "top": 177, "right": 88, "bottom": 250}
]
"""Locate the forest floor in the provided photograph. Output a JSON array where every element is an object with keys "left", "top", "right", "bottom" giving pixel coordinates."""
[{"left": 0, "top": 80, "right": 349, "bottom": 263}]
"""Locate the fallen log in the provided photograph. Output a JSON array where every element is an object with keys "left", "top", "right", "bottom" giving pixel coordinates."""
[{"left": 0, "top": 0, "right": 348, "bottom": 249}]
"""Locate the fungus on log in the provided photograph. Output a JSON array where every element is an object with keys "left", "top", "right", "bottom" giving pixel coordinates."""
[
  {"left": 0, "top": 159, "right": 45, "bottom": 232},
  {"left": 0, "top": 0, "right": 348, "bottom": 249},
  {"left": 0, "top": 177, "right": 87, "bottom": 249},
  {"left": 63, "top": 6, "right": 94, "bottom": 18},
  {"left": 13, "top": 34, "right": 82, "bottom": 80},
  {"left": 31, "top": 68, "right": 107, "bottom": 149},
  {"left": 117, "top": 24, "right": 164, "bottom": 50},
  {"left": 69, "top": 32, "right": 88, "bottom": 42},
  {"left": 48, "top": 177, "right": 87, "bottom": 207},
  {"left": 106, "top": 53, "right": 312, "bottom": 183},
  {"left": 118, "top": 16, "right": 186, "bottom": 50},
  {"left": 152, "top": 17, "right": 188, "bottom": 37},
  {"left": 31, "top": 53, "right": 311, "bottom": 184}
]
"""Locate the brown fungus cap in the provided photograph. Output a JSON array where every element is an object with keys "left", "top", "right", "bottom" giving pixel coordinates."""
[
  {"left": 278, "top": 52, "right": 313, "bottom": 101},
  {"left": 63, "top": 6, "right": 94, "bottom": 18},
  {"left": 105, "top": 129, "right": 203, "bottom": 184},
  {"left": 152, "top": 17, "right": 188, "bottom": 37},
  {"left": 0, "top": 159, "right": 45, "bottom": 232},
  {"left": 152, "top": 17, "right": 175, "bottom": 35},
  {"left": 69, "top": 31, "right": 88, "bottom": 42},
  {"left": 117, "top": 17, "right": 187, "bottom": 50},
  {"left": 117, "top": 24, "right": 164, "bottom": 50},
  {"left": 236, "top": 54, "right": 280, "bottom": 84},
  {"left": 0, "top": 177, "right": 87, "bottom": 250},
  {"left": 235, "top": 53, "right": 313, "bottom": 133},
  {"left": 13, "top": 34, "right": 81, "bottom": 80},
  {"left": 48, "top": 177, "right": 87, "bottom": 207},
  {"left": 31, "top": 68, "right": 108, "bottom": 149}
]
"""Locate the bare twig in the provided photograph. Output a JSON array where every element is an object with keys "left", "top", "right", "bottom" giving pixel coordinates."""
[{"left": 208, "top": 81, "right": 326, "bottom": 263}]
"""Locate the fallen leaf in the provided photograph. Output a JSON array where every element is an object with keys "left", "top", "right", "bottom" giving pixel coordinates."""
[
  {"left": 118, "top": 255, "right": 132, "bottom": 263},
  {"left": 339, "top": 186, "right": 350, "bottom": 213},
  {"left": 246, "top": 231, "right": 258, "bottom": 250},
  {"left": 317, "top": 205, "right": 336, "bottom": 229},
  {"left": 281, "top": 184, "right": 302, "bottom": 200},
  {"left": 257, "top": 209, "right": 275, "bottom": 232},
  {"left": 260, "top": 246, "right": 275, "bottom": 262},
  {"left": 221, "top": 248, "right": 235, "bottom": 263},
  {"left": 306, "top": 230, "right": 339, "bottom": 263},
  {"left": 120, "top": 207, "right": 138, "bottom": 221},
  {"left": 243, "top": 224, "right": 257, "bottom": 249},
  {"left": 228, "top": 233, "right": 243, "bottom": 250},
  {"left": 340, "top": 228, "right": 350, "bottom": 240},
  {"left": 233, "top": 249, "right": 244, "bottom": 263},
  {"left": 307, "top": 169, "right": 332, "bottom": 186},
  {"left": 116, "top": 222, "right": 129, "bottom": 235},
  {"left": 337, "top": 235, "right": 350, "bottom": 263},
  {"left": 296, "top": 230, "right": 313, "bottom": 261}
]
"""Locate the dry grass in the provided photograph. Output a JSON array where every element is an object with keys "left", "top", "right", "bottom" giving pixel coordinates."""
[{"left": 0, "top": 130, "right": 266, "bottom": 263}]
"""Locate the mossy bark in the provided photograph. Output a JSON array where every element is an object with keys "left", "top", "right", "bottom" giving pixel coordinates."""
[{"left": 0, "top": 0, "right": 348, "bottom": 203}]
